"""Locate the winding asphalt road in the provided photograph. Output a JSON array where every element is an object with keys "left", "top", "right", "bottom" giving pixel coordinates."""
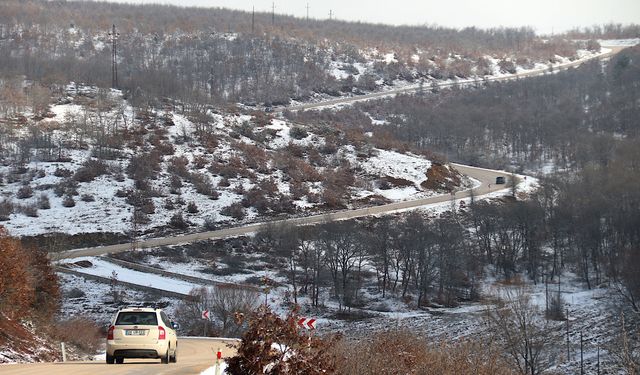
[
  {"left": 0, "top": 338, "right": 239, "bottom": 375},
  {"left": 53, "top": 163, "right": 510, "bottom": 260}
]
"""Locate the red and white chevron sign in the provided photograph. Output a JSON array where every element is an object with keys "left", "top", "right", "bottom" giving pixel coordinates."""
[{"left": 297, "top": 317, "right": 317, "bottom": 330}]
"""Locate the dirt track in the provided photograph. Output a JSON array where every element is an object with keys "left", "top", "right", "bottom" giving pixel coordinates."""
[{"left": 0, "top": 338, "right": 238, "bottom": 375}]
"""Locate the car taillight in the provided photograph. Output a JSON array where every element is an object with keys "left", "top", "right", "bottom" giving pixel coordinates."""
[
  {"left": 158, "top": 326, "right": 166, "bottom": 340},
  {"left": 107, "top": 325, "right": 114, "bottom": 340}
]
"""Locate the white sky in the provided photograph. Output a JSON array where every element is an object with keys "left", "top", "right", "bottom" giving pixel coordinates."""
[{"left": 92, "top": 0, "right": 639, "bottom": 34}]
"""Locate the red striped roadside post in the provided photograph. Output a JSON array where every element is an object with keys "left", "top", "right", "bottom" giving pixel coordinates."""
[
  {"left": 214, "top": 347, "right": 222, "bottom": 375},
  {"left": 297, "top": 317, "right": 317, "bottom": 352}
]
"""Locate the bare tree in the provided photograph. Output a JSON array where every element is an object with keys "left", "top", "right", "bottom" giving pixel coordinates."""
[
  {"left": 319, "top": 220, "right": 362, "bottom": 311},
  {"left": 609, "top": 312, "right": 640, "bottom": 374},
  {"left": 486, "top": 287, "right": 553, "bottom": 375},
  {"left": 177, "top": 285, "right": 259, "bottom": 337}
]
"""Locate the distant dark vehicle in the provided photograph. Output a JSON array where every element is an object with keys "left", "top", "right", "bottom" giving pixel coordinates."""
[{"left": 495, "top": 176, "right": 506, "bottom": 185}]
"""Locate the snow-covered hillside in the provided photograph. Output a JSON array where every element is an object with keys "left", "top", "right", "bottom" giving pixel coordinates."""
[{"left": 0, "top": 85, "right": 465, "bottom": 237}]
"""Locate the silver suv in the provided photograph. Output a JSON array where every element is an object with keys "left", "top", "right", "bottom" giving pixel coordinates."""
[{"left": 106, "top": 307, "right": 179, "bottom": 364}]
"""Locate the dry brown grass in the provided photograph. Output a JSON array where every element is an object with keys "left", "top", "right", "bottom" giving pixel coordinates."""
[
  {"left": 331, "top": 330, "right": 515, "bottom": 375},
  {"left": 496, "top": 274, "right": 526, "bottom": 286},
  {"left": 52, "top": 317, "right": 102, "bottom": 354}
]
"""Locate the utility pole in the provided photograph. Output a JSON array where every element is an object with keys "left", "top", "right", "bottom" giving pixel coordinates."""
[
  {"left": 329, "top": 9, "right": 333, "bottom": 21},
  {"left": 306, "top": 3, "right": 310, "bottom": 21},
  {"left": 566, "top": 307, "right": 570, "bottom": 362},
  {"left": 108, "top": 24, "right": 119, "bottom": 89},
  {"left": 580, "top": 331, "right": 584, "bottom": 375},
  {"left": 252, "top": 6, "right": 255, "bottom": 33},
  {"left": 272, "top": 2, "right": 275, "bottom": 25}
]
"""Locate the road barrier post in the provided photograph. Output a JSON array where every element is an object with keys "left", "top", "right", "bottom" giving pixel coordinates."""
[
  {"left": 61, "top": 342, "right": 66, "bottom": 362},
  {"left": 215, "top": 348, "right": 222, "bottom": 375}
]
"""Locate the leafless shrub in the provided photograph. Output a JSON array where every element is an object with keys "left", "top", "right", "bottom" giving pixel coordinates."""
[
  {"left": 609, "top": 312, "right": 640, "bottom": 374},
  {"left": 164, "top": 198, "right": 175, "bottom": 210},
  {"left": 65, "top": 287, "right": 86, "bottom": 298},
  {"left": 189, "top": 172, "right": 219, "bottom": 198},
  {"left": 486, "top": 287, "right": 553, "bottom": 375},
  {"left": 242, "top": 188, "right": 269, "bottom": 213},
  {"left": 170, "top": 175, "right": 182, "bottom": 194},
  {"left": 115, "top": 188, "right": 129, "bottom": 198},
  {"left": 218, "top": 177, "right": 231, "bottom": 188},
  {"left": 62, "top": 195, "right": 76, "bottom": 207},
  {"left": 80, "top": 193, "right": 95, "bottom": 202},
  {"left": 498, "top": 59, "right": 517, "bottom": 74},
  {"left": 73, "top": 159, "right": 109, "bottom": 182},
  {"left": 54, "top": 179, "right": 79, "bottom": 197},
  {"left": 192, "top": 155, "right": 208, "bottom": 169},
  {"left": 290, "top": 126, "right": 308, "bottom": 139},
  {"left": 53, "top": 317, "right": 102, "bottom": 354},
  {"left": 54, "top": 168, "right": 72, "bottom": 178},
  {"left": 0, "top": 200, "right": 14, "bottom": 221},
  {"left": 545, "top": 292, "right": 565, "bottom": 321},
  {"left": 187, "top": 201, "right": 199, "bottom": 213},
  {"left": 19, "top": 203, "right": 38, "bottom": 217},
  {"left": 16, "top": 185, "right": 34, "bottom": 199},
  {"left": 169, "top": 212, "right": 188, "bottom": 229},
  {"left": 168, "top": 156, "right": 190, "bottom": 178},
  {"left": 221, "top": 203, "right": 246, "bottom": 220},
  {"left": 38, "top": 193, "right": 50, "bottom": 209},
  {"left": 203, "top": 215, "right": 218, "bottom": 230},
  {"left": 176, "top": 285, "right": 260, "bottom": 337},
  {"left": 154, "top": 141, "right": 175, "bottom": 155}
]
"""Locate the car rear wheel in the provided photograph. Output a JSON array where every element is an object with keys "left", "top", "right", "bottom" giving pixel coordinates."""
[
  {"left": 106, "top": 354, "right": 115, "bottom": 364},
  {"left": 161, "top": 349, "right": 169, "bottom": 364},
  {"left": 115, "top": 356, "right": 124, "bottom": 364}
]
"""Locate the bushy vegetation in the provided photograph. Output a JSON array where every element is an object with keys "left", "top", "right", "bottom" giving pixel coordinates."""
[
  {"left": 0, "top": 227, "right": 59, "bottom": 320},
  {"left": 0, "top": 227, "right": 64, "bottom": 362},
  {"left": 0, "top": 0, "right": 586, "bottom": 106},
  {"left": 226, "top": 306, "right": 513, "bottom": 375},
  {"left": 227, "top": 305, "right": 337, "bottom": 375}
]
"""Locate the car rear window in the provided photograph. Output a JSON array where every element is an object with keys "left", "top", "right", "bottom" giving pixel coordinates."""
[{"left": 115, "top": 312, "right": 158, "bottom": 326}]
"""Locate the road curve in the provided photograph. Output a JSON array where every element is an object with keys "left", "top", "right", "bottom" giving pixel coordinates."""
[
  {"left": 53, "top": 163, "right": 511, "bottom": 260},
  {"left": 0, "top": 338, "right": 238, "bottom": 375},
  {"left": 285, "top": 46, "right": 626, "bottom": 112}
]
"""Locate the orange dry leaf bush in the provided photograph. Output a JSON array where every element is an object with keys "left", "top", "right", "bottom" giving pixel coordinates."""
[
  {"left": 0, "top": 227, "right": 34, "bottom": 319},
  {"left": 0, "top": 227, "right": 59, "bottom": 320}
]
